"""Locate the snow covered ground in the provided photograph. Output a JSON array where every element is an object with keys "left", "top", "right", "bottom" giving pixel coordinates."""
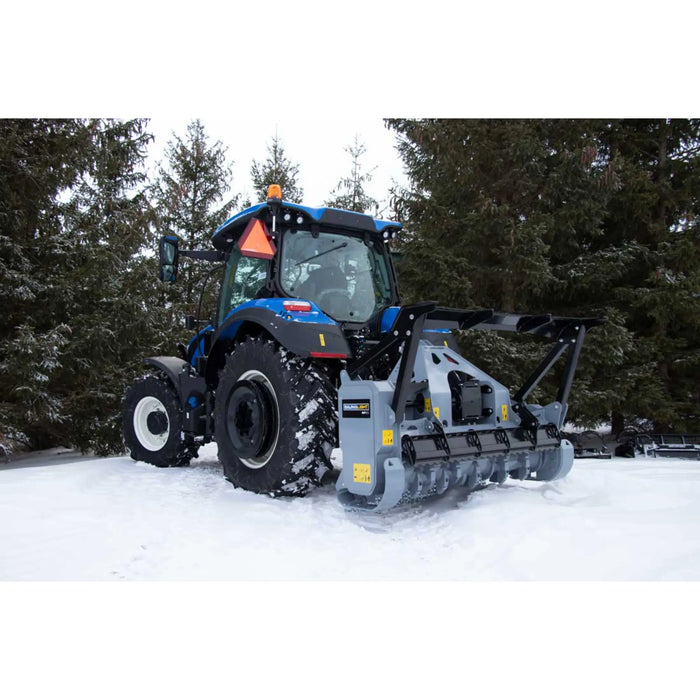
[{"left": 1, "top": 444, "right": 699, "bottom": 581}]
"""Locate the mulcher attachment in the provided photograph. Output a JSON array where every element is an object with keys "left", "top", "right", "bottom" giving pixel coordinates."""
[
  {"left": 613, "top": 430, "right": 700, "bottom": 460},
  {"left": 562, "top": 430, "right": 613, "bottom": 459},
  {"left": 336, "top": 303, "right": 603, "bottom": 512}
]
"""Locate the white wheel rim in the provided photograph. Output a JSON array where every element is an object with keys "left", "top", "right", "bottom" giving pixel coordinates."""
[
  {"left": 133, "top": 396, "right": 170, "bottom": 452},
  {"left": 237, "top": 369, "right": 280, "bottom": 469}
]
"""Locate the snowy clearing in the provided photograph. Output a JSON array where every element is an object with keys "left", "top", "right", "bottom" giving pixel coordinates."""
[{"left": 1, "top": 444, "right": 699, "bottom": 581}]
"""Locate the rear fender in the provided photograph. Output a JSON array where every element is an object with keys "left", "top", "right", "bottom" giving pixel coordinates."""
[
  {"left": 144, "top": 356, "right": 209, "bottom": 436},
  {"left": 144, "top": 356, "right": 190, "bottom": 389},
  {"left": 205, "top": 299, "right": 351, "bottom": 386}
]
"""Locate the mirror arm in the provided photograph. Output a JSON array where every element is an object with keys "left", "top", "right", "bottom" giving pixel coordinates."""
[{"left": 180, "top": 250, "right": 225, "bottom": 262}]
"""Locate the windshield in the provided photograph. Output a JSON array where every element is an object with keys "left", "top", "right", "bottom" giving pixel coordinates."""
[{"left": 280, "top": 230, "right": 393, "bottom": 322}]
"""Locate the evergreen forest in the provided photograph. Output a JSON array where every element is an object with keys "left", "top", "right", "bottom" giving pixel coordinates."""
[{"left": 1, "top": 118, "right": 698, "bottom": 456}]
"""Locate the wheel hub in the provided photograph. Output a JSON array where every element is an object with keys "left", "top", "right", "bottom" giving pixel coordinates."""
[
  {"left": 146, "top": 410, "right": 168, "bottom": 435},
  {"left": 226, "top": 378, "right": 278, "bottom": 464},
  {"left": 133, "top": 396, "right": 170, "bottom": 452}
]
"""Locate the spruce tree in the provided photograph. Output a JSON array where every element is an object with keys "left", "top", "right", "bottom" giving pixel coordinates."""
[
  {"left": 151, "top": 119, "right": 237, "bottom": 310},
  {"left": 56, "top": 118, "right": 157, "bottom": 453},
  {"left": 386, "top": 119, "right": 621, "bottom": 425},
  {"left": 325, "top": 135, "right": 378, "bottom": 214},
  {"left": 0, "top": 119, "right": 92, "bottom": 451},
  {"left": 387, "top": 118, "right": 700, "bottom": 432},
  {"left": 595, "top": 119, "right": 700, "bottom": 433},
  {"left": 250, "top": 135, "right": 303, "bottom": 203},
  {"left": 0, "top": 119, "right": 160, "bottom": 454}
]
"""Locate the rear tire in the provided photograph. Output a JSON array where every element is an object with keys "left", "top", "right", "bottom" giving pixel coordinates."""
[
  {"left": 122, "top": 375, "right": 199, "bottom": 467},
  {"left": 215, "top": 338, "right": 336, "bottom": 496}
]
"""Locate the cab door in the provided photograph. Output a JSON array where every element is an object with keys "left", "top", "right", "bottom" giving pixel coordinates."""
[{"left": 217, "top": 247, "right": 270, "bottom": 323}]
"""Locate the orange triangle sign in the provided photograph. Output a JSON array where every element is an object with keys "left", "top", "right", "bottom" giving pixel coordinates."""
[{"left": 238, "top": 219, "right": 276, "bottom": 260}]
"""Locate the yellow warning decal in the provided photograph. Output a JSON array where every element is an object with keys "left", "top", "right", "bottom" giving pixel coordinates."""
[
  {"left": 319, "top": 333, "right": 326, "bottom": 347},
  {"left": 434, "top": 406, "right": 440, "bottom": 419},
  {"left": 424, "top": 397, "right": 431, "bottom": 412},
  {"left": 501, "top": 404, "right": 508, "bottom": 421},
  {"left": 382, "top": 430, "right": 394, "bottom": 446},
  {"left": 353, "top": 463, "right": 372, "bottom": 483}
]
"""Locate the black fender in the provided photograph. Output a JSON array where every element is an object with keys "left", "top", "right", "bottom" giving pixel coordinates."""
[
  {"left": 144, "top": 356, "right": 191, "bottom": 389},
  {"left": 144, "top": 356, "right": 209, "bottom": 428},
  {"left": 205, "top": 307, "right": 351, "bottom": 386}
]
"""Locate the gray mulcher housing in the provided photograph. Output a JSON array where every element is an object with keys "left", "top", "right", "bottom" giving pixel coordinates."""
[{"left": 337, "top": 303, "right": 601, "bottom": 511}]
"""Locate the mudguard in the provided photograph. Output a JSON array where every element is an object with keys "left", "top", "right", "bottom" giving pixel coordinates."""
[
  {"left": 144, "top": 356, "right": 190, "bottom": 387},
  {"left": 202, "top": 299, "right": 351, "bottom": 386},
  {"left": 144, "top": 356, "right": 209, "bottom": 429}
]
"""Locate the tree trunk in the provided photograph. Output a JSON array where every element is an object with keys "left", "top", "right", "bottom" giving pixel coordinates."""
[{"left": 611, "top": 410, "right": 625, "bottom": 437}]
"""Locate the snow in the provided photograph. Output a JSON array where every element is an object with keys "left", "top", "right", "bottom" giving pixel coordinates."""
[
  {"left": 298, "top": 398, "right": 319, "bottom": 422},
  {"left": 1, "top": 444, "right": 699, "bottom": 581}
]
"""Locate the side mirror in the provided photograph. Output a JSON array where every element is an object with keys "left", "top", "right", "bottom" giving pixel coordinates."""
[{"left": 159, "top": 236, "right": 179, "bottom": 283}]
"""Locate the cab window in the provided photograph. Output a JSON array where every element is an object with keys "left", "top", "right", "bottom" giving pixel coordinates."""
[
  {"left": 218, "top": 248, "right": 268, "bottom": 323},
  {"left": 279, "top": 229, "right": 393, "bottom": 322}
]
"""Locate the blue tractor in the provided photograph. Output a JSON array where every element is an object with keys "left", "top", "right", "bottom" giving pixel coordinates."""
[{"left": 122, "top": 185, "right": 602, "bottom": 511}]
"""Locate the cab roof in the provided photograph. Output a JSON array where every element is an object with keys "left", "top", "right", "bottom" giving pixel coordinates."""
[{"left": 211, "top": 201, "right": 402, "bottom": 251}]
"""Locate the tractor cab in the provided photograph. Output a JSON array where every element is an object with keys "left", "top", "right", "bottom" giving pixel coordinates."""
[
  {"left": 159, "top": 185, "right": 402, "bottom": 355},
  {"left": 214, "top": 224, "right": 396, "bottom": 326},
  {"left": 210, "top": 185, "right": 401, "bottom": 328}
]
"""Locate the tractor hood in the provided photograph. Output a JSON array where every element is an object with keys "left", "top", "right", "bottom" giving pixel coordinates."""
[{"left": 211, "top": 201, "right": 402, "bottom": 251}]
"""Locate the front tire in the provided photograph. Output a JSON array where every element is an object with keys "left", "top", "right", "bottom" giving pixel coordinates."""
[
  {"left": 122, "top": 375, "right": 198, "bottom": 467},
  {"left": 215, "top": 338, "right": 336, "bottom": 497}
]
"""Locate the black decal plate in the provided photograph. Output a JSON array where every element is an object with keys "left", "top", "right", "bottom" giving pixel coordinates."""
[{"left": 342, "top": 399, "right": 371, "bottom": 418}]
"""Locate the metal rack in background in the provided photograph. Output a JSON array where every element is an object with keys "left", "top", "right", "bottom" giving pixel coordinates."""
[{"left": 562, "top": 429, "right": 700, "bottom": 461}]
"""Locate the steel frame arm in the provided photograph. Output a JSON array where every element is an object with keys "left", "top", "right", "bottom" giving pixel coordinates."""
[
  {"left": 347, "top": 302, "right": 436, "bottom": 381},
  {"left": 347, "top": 302, "right": 436, "bottom": 423},
  {"left": 349, "top": 303, "right": 601, "bottom": 427},
  {"left": 513, "top": 323, "right": 588, "bottom": 408}
]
